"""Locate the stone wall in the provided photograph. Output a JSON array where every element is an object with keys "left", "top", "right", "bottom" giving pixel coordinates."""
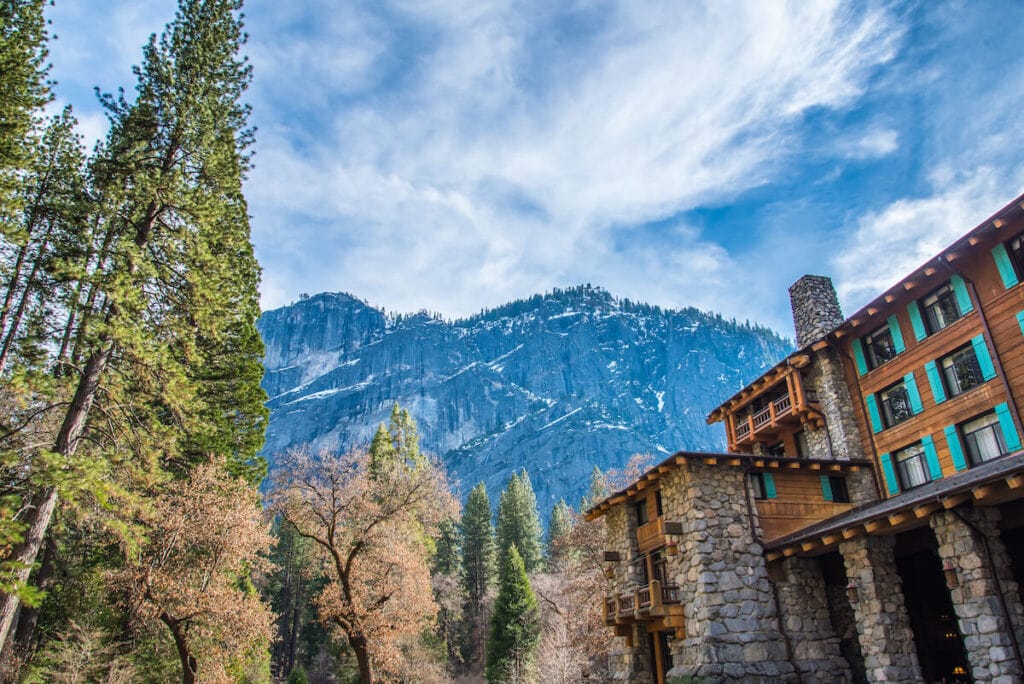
[
  {"left": 773, "top": 556, "right": 853, "bottom": 683},
  {"left": 930, "top": 508, "right": 1024, "bottom": 684},
  {"left": 803, "top": 348, "right": 864, "bottom": 463},
  {"left": 839, "top": 535, "right": 922, "bottom": 682},
  {"left": 604, "top": 505, "right": 650, "bottom": 682},
  {"left": 789, "top": 275, "right": 844, "bottom": 348},
  {"left": 662, "top": 463, "right": 797, "bottom": 682}
]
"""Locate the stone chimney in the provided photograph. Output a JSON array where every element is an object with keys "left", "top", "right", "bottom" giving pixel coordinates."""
[{"left": 788, "top": 275, "right": 844, "bottom": 348}]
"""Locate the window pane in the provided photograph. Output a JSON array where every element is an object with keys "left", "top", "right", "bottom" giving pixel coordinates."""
[
  {"left": 751, "top": 474, "right": 765, "bottom": 499},
  {"left": 941, "top": 347, "right": 981, "bottom": 396},
  {"left": 880, "top": 384, "right": 911, "bottom": 427},
  {"left": 864, "top": 326, "right": 896, "bottom": 369},
  {"left": 963, "top": 412, "right": 1007, "bottom": 465},
  {"left": 922, "top": 285, "right": 962, "bottom": 334},
  {"left": 1010, "top": 236, "right": 1024, "bottom": 280},
  {"left": 896, "top": 445, "right": 928, "bottom": 489}
]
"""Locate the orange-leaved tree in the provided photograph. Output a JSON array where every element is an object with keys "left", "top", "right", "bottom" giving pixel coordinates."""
[{"left": 268, "top": 439, "right": 457, "bottom": 683}]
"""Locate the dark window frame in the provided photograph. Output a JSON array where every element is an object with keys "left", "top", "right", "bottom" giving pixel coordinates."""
[
  {"left": 893, "top": 441, "right": 929, "bottom": 491},
  {"left": 829, "top": 476, "right": 850, "bottom": 503},
  {"left": 940, "top": 344, "right": 983, "bottom": 397},
  {"left": 960, "top": 410, "right": 1009, "bottom": 466},
  {"left": 863, "top": 323, "right": 897, "bottom": 370},
  {"left": 877, "top": 380, "right": 913, "bottom": 429},
  {"left": 634, "top": 498, "right": 649, "bottom": 526},
  {"left": 751, "top": 473, "right": 767, "bottom": 500},
  {"left": 1008, "top": 234, "right": 1024, "bottom": 281},
  {"left": 919, "top": 282, "right": 963, "bottom": 335}
]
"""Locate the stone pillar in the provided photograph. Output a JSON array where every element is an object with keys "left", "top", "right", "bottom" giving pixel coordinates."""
[
  {"left": 664, "top": 464, "right": 797, "bottom": 682},
  {"left": 803, "top": 348, "right": 865, "bottom": 463},
  {"left": 789, "top": 275, "right": 844, "bottom": 348},
  {"left": 839, "top": 535, "right": 922, "bottom": 683},
  {"left": 773, "top": 557, "right": 853, "bottom": 683},
  {"left": 930, "top": 508, "right": 1024, "bottom": 683}
]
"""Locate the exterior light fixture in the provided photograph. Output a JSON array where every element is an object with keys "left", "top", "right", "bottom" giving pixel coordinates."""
[
  {"left": 665, "top": 542, "right": 679, "bottom": 556},
  {"left": 845, "top": 579, "right": 859, "bottom": 603},
  {"left": 943, "top": 559, "right": 960, "bottom": 589}
]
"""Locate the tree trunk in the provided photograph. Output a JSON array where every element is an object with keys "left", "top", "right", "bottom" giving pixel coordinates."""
[
  {"left": 0, "top": 341, "right": 112, "bottom": 648},
  {"left": 0, "top": 220, "right": 54, "bottom": 370},
  {"left": 10, "top": 533, "right": 56, "bottom": 659},
  {"left": 161, "top": 611, "right": 197, "bottom": 684},
  {"left": 349, "top": 633, "right": 374, "bottom": 684}
]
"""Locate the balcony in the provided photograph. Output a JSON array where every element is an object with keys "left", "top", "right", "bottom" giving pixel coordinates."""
[
  {"left": 636, "top": 517, "right": 684, "bottom": 553},
  {"left": 733, "top": 392, "right": 801, "bottom": 447},
  {"left": 602, "top": 580, "right": 686, "bottom": 636}
]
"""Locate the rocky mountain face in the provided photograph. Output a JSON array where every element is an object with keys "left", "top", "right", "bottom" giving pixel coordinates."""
[{"left": 258, "top": 286, "right": 791, "bottom": 519}]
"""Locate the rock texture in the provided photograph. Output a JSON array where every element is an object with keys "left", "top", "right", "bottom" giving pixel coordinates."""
[{"left": 257, "top": 285, "right": 791, "bottom": 513}]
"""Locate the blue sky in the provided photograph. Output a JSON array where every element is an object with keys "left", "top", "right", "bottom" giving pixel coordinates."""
[{"left": 46, "top": 1, "right": 1024, "bottom": 335}]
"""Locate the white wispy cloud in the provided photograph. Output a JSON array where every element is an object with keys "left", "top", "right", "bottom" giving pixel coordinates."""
[{"left": 245, "top": 0, "right": 904, "bottom": 323}]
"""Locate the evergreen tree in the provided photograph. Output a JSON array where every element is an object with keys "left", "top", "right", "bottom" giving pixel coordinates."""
[
  {"left": 546, "top": 499, "right": 572, "bottom": 568},
  {"left": 434, "top": 518, "right": 461, "bottom": 576},
  {"left": 0, "top": 0, "right": 269, "bottom": 664},
  {"left": 0, "top": 0, "right": 50, "bottom": 220},
  {"left": 369, "top": 402, "right": 425, "bottom": 480},
  {"left": 496, "top": 471, "right": 543, "bottom": 572},
  {"left": 485, "top": 545, "right": 540, "bottom": 683},
  {"left": 461, "top": 482, "right": 495, "bottom": 664}
]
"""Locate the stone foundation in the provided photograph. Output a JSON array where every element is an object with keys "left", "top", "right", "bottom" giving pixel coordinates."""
[
  {"left": 930, "top": 508, "right": 1024, "bottom": 683},
  {"left": 839, "top": 535, "right": 922, "bottom": 682},
  {"left": 773, "top": 556, "right": 853, "bottom": 683}
]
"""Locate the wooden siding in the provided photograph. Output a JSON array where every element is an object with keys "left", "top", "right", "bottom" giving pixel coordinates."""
[
  {"left": 754, "top": 470, "right": 852, "bottom": 541},
  {"left": 840, "top": 216, "right": 1024, "bottom": 499}
]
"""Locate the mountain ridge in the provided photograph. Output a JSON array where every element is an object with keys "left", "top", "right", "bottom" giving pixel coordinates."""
[{"left": 258, "top": 285, "right": 793, "bottom": 516}]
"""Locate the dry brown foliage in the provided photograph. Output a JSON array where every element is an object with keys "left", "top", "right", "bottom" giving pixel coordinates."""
[
  {"left": 267, "top": 446, "right": 458, "bottom": 683},
  {"left": 116, "top": 457, "right": 274, "bottom": 684}
]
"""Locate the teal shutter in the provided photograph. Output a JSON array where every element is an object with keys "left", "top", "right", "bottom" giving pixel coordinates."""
[
  {"left": 1016, "top": 310, "right": 1024, "bottom": 335},
  {"left": 904, "top": 372, "right": 924, "bottom": 414},
  {"left": 944, "top": 424, "right": 968, "bottom": 471},
  {"left": 922, "top": 435, "right": 942, "bottom": 481},
  {"left": 992, "top": 243, "right": 1020, "bottom": 289},
  {"left": 852, "top": 338, "right": 868, "bottom": 376},
  {"left": 865, "top": 394, "right": 883, "bottom": 433},
  {"left": 879, "top": 453, "right": 899, "bottom": 495},
  {"left": 995, "top": 402, "right": 1023, "bottom": 452},
  {"left": 925, "top": 360, "right": 947, "bottom": 404},
  {"left": 907, "top": 302, "right": 927, "bottom": 341},
  {"left": 971, "top": 335, "right": 997, "bottom": 381},
  {"left": 820, "top": 475, "right": 833, "bottom": 501},
  {"left": 949, "top": 275, "right": 973, "bottom": 314},
  {"left": 763, "top": 472, "right": 777, "bottom": 499},
  {"left": 888, "top": 315, "right": 905, "bottom": 353}
]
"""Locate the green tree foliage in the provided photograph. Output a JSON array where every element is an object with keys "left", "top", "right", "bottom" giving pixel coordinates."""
[
  {"left": 496, "top": 470, "right": 543, "bottom": 572},
  {"left": 0, "top": 0, "right": 272, "bottom": 675},
  {"left": 460, "top": 482, "right": 495, "bottom": 664},
  {"left": 581, "top": 465, "right": 608, "bottom": 510},
  {"left": 370, "top": 402, "right": 426, "bottom": 479},
  {"left": 0, "top": 0, "right": 50, "bottom": 220},
  {"left": 546, "top": 499, "right": 572, "bottom": 569},
  {"left": 434, "top": 518, "right": 461, "bottom": 576},
  {"left": 485, "top": 545, "right": 540, "bottom": 683}
]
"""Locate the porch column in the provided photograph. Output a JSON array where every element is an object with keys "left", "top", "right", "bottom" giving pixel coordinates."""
[
  {"left": 774, "top": 556, "right": 853, "bottom": 683},
  {"left": 839, "top": 535, "right": 922, "bottom": 683},
  {"left": 930, "top": 508, "right": 1024, "bottom": 683}
]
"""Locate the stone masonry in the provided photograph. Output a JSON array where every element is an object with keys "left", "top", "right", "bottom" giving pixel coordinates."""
[
  {"left": 662, "top": 463, "right": 796, "bottom": 682},
  {"left": 789, "top": 275, "right": 845, "bottom": 348},
  {"left": 930, "top": 508, "right": 1024, "bottom": 683},
  {"left": 772, "top": 556, "right": 853, "bottom": 683},
  {"left": 839, "top": 535, "right": 923, "bottom": 682},
  {"left": 604, "top": 505, "right": 651, "bottom": 682}
]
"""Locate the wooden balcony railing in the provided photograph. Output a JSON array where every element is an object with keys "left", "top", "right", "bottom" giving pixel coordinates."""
[
  {"left": 602, "top": 581, "right": 683, "bottom": 625},
  {"left": 773, "top": 393, "right": 792, "bottom": 416},
  {"left": 735, "top": 420, "right": 751, "bottom": 440},
  {"left": 637, "top": 517, "right": 664, "bottom": 553}
]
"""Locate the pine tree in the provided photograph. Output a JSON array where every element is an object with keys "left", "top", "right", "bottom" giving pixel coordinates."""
[
  {"left": 369, "top": 402, "right": 425, "bottom": 480},
  {"left": 461, "top": 482, "right": 495, "bottom": 664},
  {"left": 496, "top": 471, "right": 543, "bottom": 572},
  {"left": 546, "top": 499, "right": 572, "bottom": 569},
  {"left": 485, "top": 545, "right": 540, "bottom": 683},
  {"left": 581, "top": 465, "right": 608, "bottom": 510},
  {"left": 434, "top": 518, "right": 461, "bottom": 576},
  {"left": 0, "top": 0, "right": 269, "bottom": 661},
  {"left": 0, "top": 0, "right": 50, "bottom": 220}
]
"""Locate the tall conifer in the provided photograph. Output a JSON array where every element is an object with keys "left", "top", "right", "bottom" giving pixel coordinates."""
[
  {"left": 461, "top": 482, "right": 495, "bottom": 663},
  {"left": 485, "top": 545, "right": 540, "bottom": 683},
  {"left": 496, "top": 471, "right": 543, "bottom": 572}
]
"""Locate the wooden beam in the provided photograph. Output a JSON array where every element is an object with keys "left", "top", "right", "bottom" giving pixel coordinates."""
[
  {"left": 829, "top": 464, "right": 843, "bottom": 472},
  {"left": 841, "top": 526, "right": 865, "bottom": 540},
  {"left": 945, "top": 252, "right": 958, "bottom": 262},
  {"left": 753, "top": 460, "right": 765, "bottom": 468},
  {"left": 809, "top": 462, "right": 821, "bottom": 470},
  {"left": 867, "top": 307, "right": 878, "bottom": 316},
  {"left": 765, "top": 551, "right": 784, "bottom": 562},
  {"left": 703, "top": 457, "right": 718, "bottom": 465},
  {"left": 865, "top": 518, "right": 891, "bottom": 534},
  {"left": 822, "top": 533, "right": 843, "bottom": 546},
  {"left": 801, "top": 540, "right": 822, "bottom": 553},
  {"left": 786, "top": 461, "right": 801, "bottom": 469},
  {"left": 994, "top": 218, "right": 1005, "bottom": 228},
  {"left": 727, "top": 458, "right": 742, "bottom": 466},
  {"left": 1006, "top": 475, "right": 1024, "bottom": 489},
  {"left": 923, "top": 266, "right": 937, "bottom": 276},
  {"left": 943, "top": 493, "right": 971, "bottom": 509},
  {"left": 913, "top": 502, "right": 941, "bottom": 518},
  {"left": 904, "top": 281, "right": 916, "bottom": 291},
  {"left": 768, "top": 461, "right": 780, "bottom": 469},
  {"left": 782, "top": 547, "right": 798, "bottom": 557},
  {"left": 884, "top": 294, "right": 895, "bottom": 303},
  {"left": 973, "top": 483, "right": 1005, "bottom": 504},
  {"left": 888, "top": 511, "right": 914, "bottom": 527},
  {"left": 968, "top": 236, "right": 981, "bottom": 246}
]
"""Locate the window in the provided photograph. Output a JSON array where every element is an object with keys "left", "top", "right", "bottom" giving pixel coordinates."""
[
  {"left": 920, "top": 283, "right": 963, "bottom": 334},
  {"left": 961, "top": 411, "right": 1009, "bottom": 465},
  {"left": 634, "top": 499, "right": 649, "bottom": 525},
  {"left": 1008, "top": 234, "right": 1024, "bottom": 281},
  {"left": 795, "top": 430, "right": 809, "bottom": 458},
  {"left": 863, "top": 324, "right": 897, "bottom": 370},
  {"left": 751, "top": 473, "right": 767, "bottom": 500},
  {"left": 878, "top": 381, "right": 912, "bottom": 428},
  {"left": 654, "top": 490, "right": 663, "bottom": 517},
  {"left": 828, "top": 476, "right": 850, "bottom": 503},
  {"left": 894, "top": 442, "right": 929, "bottom": 490},
  {"left": 940, "top": 345, "right": 983, "bottom": 397},
  {"left": 764, "top": 441, "right": 786, "bottom": 457}
]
